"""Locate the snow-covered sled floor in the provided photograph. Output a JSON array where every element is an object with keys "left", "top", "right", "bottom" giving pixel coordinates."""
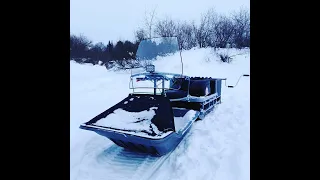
[{"left": 70, "top": 48, "right": 250, "bottom": 180}]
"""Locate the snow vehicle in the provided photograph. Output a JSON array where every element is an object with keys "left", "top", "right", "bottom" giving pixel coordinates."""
[{"left": 79, "top": 37, "right": 248, "bottom": 156}]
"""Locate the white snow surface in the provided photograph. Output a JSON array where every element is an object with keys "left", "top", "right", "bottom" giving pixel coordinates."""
[
  {"left": 93, "top": 107, "right": 159, "bottom": 134},
  {"left": 70, "top": 47, "right": 250, "bottom": 180}
]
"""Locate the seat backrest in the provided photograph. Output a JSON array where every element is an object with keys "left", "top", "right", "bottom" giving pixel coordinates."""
[
  {"left": 180, "top": 79, "right": 189, "bottom": 91},
  {"left": 189, "top": 79, "right": 211, "bottom": 96},
  {"left": 170, "top": 78, "right": 189, "bottom": 91}
]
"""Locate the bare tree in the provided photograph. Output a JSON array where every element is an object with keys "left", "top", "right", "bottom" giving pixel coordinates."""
[
  {"left": 89, "top": 42, "right": 106, "bottom": 64},
  {"left": 144, "top": 7, "right": 157, "bottom": 39},
  {"left": 70, "top": 34, "right": 92, "bottom": 61},
  {"left": 231, "top": 8, "right": 250, "bottom": 48},
  {"left": 213, "top": 15, "right": 235, "bottom": 48},
  {"left": 153, "top": 17, "right": 197, "bottom": 49},
  {"left": 195, "top": 8, "right": 218, "bottom": 48},
  {"left": 176, "top": 21, "right": 197, "bottom": 50},
  {"left": 154, "top": 17, "right": 178, "bottom": 37}
]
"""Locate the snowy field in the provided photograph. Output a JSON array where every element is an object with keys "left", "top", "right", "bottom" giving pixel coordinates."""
[{"left": 70, "top": 47, "right": 250, "bottom": 180}]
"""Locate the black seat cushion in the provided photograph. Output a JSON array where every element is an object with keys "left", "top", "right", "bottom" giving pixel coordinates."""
[{"left": 166, "top": 90, "right": 188, "bottom": 99}]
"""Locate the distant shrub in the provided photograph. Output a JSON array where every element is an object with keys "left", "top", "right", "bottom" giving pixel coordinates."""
[{"left": 217, "top": 52, "right": 232, "bottom": 63}]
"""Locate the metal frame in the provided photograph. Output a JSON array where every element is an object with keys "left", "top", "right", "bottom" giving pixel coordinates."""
[
  {"left": 128, "top": 71, "right": 228, "bottom": 103},
  {"left": 129, "top": 71, "right": 188, "bottom": 95}
]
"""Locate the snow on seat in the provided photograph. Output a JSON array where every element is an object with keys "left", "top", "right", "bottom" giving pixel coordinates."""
[
  {"left": 93, "top": 107, "right": 160, "bottom": 134},
  {"left": 173, "top": 108, "right": 198, "bottom": 131}
]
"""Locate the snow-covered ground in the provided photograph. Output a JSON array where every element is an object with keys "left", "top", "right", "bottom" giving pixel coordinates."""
[{"left": 70, "top": 47, "right": 250, "bottom": 180}]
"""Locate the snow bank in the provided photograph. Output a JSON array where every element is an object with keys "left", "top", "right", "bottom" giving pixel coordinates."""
[{"left": 153, "top": 47, "right": 250, "bottom": 81}]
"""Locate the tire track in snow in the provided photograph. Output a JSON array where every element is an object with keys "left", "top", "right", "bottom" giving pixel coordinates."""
[{"left": 72, "top": 140, "right": 173, "bottom": 180}]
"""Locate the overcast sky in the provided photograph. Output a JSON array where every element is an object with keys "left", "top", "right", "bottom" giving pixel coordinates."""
[{"left": 70, "top": 0, "right": 250, "bottom": 44}]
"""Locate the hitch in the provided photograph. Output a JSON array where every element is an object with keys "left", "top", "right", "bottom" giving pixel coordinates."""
[{"left": 225, "top": 74, "right": 250, "bottom": 88}]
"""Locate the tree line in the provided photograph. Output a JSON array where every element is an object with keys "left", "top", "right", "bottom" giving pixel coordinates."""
[{"left": 70, "top": 8, "right": 250, "bottom": 68}]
